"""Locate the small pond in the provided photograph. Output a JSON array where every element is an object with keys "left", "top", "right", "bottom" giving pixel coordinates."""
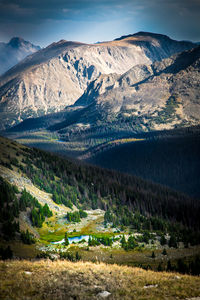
[{"left": 52, "top": 235, "right": 90, "bottom": 245}]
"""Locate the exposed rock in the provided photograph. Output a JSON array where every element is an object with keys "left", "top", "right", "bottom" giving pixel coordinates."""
[
  {"left": 144, "top": 284, "right": 158, "bottom": 288},
  {"left": 24, "top": 271, "right": 32, "bottom": 275},
  {"left": 63, "top": 46, "right": 200, "bottom": 134},
  {"left": 174, "top": 275, "right": 181, "bottom": 280},
  {"left": 97, "top": 291, "right": 111, "bottom": 298},
  {"left": 0, "top": 32, "right": 195, "bottom": 129}
]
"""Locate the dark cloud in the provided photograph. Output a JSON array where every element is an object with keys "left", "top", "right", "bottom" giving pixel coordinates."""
[{"left": 0, "top": 0, "right": 199, "bottom": 45}]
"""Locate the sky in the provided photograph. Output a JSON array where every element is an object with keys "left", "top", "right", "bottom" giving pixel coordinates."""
[{"left": 0, "top": 0, "right": 200, "bottom": 47}]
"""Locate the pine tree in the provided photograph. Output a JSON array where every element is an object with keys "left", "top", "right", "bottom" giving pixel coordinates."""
[
  {"left": 127, "top": 235, "right": 136, "bottom": 249},
  {"left": 65, "top": 232, "right": 69, "bottom": 246},
  {"left": 167, "top": 260, "right": 172, "bottom": 271},
  {"left": 158, "top": 262, "right": 163, "bottom": 271},
  {"left": 121, "top": 235, "right": 126, "bottom": 249},
  {"left": 160, "top": 234, "right": 167, "bottom": 246}
]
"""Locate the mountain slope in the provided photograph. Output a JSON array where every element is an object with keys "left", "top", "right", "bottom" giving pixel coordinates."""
[
  {"left": 0, "top": 136, "right": 200, "bottom": 289},
  {"left": 1, "top": 135, "right": 199, "bottom": 230},
  {"left": 47, "top": 45, "right": 200, "bottom": 137},
  {"left": 0, "top": 37, "right": 40, "bottom": 75},
  {"left": 0, "top": 32, "right": 195, "bottom": 129},
  {"left": 86, "top": 126, "right": 200, "bottom": 198}
]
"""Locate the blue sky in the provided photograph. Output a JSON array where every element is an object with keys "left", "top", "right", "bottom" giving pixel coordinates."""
[{"left": 0, "top": 0, "right": 200, "bottom": 47}]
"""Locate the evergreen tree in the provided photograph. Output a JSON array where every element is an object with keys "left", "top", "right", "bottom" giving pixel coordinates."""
[
  {"left": 121, "top": 235, "right": 126, "bottom": 249},
  {"left": 76, "top": 251, "right": 81, "bottom": 261},
  {"left": 169, "top": 234, "right": 178, "bottom": 248},
  {"left": 157, "top": 262, "right": 163, "bottom": 271},
  {"left": 167, "top": 260, "right": 172, "bottom": 271},
  {"left": 127, "top": 235, "right": 136, "bottom": 249},
  {"left": 160, "top": 234, "right": 167, "bottom": 246},
  {"left": 0, "top": 246, "right": 13, "bottom": 260},
  {"left": 21, "top": 230, "right": 35, "bottom": 244},
  {"left": 162, "top": 248, "right": 167, "bottom": 255},
  {"left": 65, "top": 232, "right": 69, "bottom": 246}
]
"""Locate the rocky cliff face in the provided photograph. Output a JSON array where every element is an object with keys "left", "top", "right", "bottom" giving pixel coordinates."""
[
  {"left": 9, "top": 46, "right": 200, "bottom": 144},
  {"left": 0, "top": 37, "right": 40, "bottom": 75},
  {"left": 71, "top": 46, "right": 200, "bottom": 133},
  {"left": 0, "top": 32, "right": 195, "bottom": 129}
]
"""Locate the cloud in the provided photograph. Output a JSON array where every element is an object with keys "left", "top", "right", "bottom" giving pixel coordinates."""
[{"left": 0, "top": 0, "right": 199, "bottom": 45}]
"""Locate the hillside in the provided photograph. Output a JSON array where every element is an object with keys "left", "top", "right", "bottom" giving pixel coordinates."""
[
  {"left": 0, "top": 37, "right": 40, "bottom": 75},
  {"left": 0, "top": 32, "right": 195, "bottom": 129},
  {"left": 86, "top": 126, "right": 200, "bottom": 198},
  {"left": 0, "top": 135, "right": 200, "bottom": 300},
  {"left": 5, "top": 124, "right": 200, "bottom": 199},
  {"left": 1, "top": 260, "right": 200, "bottom": 300},
  {"left": 0, "top": 135, "right": 200, "bottom": 265}
]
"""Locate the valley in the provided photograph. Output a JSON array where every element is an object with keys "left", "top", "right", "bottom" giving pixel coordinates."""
[
  {"left": 0, "top": 31, "right": 200, "bottom": 299},
  {"left": 0, "top": 135, "right": 200, "bottom": 280},
  {"left": 5, "top": 124, "right": 200, "bottom": 198}
]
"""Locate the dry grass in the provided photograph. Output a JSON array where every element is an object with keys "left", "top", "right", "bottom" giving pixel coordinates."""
[{"left": 0, "top": 260, "right": 200, "bottom": 300}]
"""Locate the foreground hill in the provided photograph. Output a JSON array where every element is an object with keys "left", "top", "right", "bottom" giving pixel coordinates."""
[
  {"left": 0, "top": 32, "right": 195, "bottom": 129},
  {"left": 1, "top": 260, "right": 200, "bottom": 300},
  {"left": 0, "top": 37, "right": 40, "bottom": 75}
]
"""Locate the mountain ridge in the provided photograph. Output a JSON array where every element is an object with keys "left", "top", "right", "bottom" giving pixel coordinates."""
[
  {"left": 0, "top": 32, "right": 196, "bottom": 130},
  {"left": 44, "top": 46, "right": 200, "bottom": 135},
  {"left": 0, "top": 37, "right": 40, "bottom": 76}
]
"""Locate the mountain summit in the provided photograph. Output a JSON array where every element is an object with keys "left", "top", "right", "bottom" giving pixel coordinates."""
[
  {"left": 0, "top": 32, "right": 195, "bottom": 130},
  {"left": 0, "top": 37, "right": 40, "bottom": 75}
]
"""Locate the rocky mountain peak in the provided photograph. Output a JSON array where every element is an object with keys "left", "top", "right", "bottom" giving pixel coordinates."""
[
  {"left": 0, "top": 37, "right": 40, "bottom": 76},
  {"left": 0, "top": 32, "right": 197, "bottom": 130},
  {"left": 8, "top": 37, "right": 25, "bottom": 47}
]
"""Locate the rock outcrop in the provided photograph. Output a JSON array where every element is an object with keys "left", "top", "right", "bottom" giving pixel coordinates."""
[{"left": 71, "top": 46, "right": 200, "bottom": 133}]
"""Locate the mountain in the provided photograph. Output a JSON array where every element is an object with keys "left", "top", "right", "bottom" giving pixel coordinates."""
[
  {"left": 13, "top": 46, "right": 200, "bottom": 136},
  {"left": 0, "top": 32, "right": 196, "bottom": 130},
  {"left": 72, "top": 46, "right": 200, "bottom": 134},
  {"left": 0, "top": 37, "right": 40, "bottom": 75}
]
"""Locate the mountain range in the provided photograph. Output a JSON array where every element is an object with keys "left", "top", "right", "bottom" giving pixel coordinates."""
[
  {"left": 0, "top": 37, "right": 40, "bottom": 76},
  {"left": 9, "top": 45, "right": 200, "bottom": 139},
  {"left": 0, "top": 32, "right": 196, "bottom": 130}
]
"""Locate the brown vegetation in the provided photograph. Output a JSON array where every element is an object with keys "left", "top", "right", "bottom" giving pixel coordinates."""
[{"left": 0, "top": 259, "right": 200, "bottom": 299}]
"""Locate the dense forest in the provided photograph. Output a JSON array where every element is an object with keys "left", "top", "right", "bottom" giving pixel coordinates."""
[
  {"left": 0, "top": 175, "right": 52, "bottom": 243},
  {"left": 1, "top": 136, "right": 200, "bottom": 250},
  {"left": 5, "top": 138, "right": 199, "bottom": 233},
  {"left": 87, "top": 132, "right": 200, "bottom": 198}
]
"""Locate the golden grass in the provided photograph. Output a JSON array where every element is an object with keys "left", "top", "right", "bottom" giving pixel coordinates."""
[
  {"left": 0, "top": 259, "right": 200, "bottom": 300},
  {"left": 108, "top": 138, "right": 144, "bottom": 145}
]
